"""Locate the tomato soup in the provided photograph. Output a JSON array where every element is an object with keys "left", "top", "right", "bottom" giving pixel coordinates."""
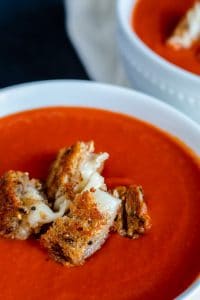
[
  {"left": 133, "top": 0, "right": 200, "bottom": 75},
  {"left": 0, "top": 107, "right": 200, "bottom": 300}
]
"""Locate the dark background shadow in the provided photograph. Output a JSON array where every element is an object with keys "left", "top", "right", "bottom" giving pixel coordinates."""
[{"left": 0, "top": 0, "right": 88, "bottom": 88}]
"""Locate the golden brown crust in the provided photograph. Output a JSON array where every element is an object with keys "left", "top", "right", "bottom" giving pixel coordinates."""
[
  {"left": 46, "top": 141, "right": 94, "bottom": 202},
  {"left": 0, "top": 171, "right": 23, "bottom": 238},
  {"left": 0, "top": 171, "right": 43, "bottom": 239},
  {"left": 112, "top": 185, "right": 151, "bottom": 239},
  {"left": 40, "top": 191, "right": 106, "bottom": 266}
]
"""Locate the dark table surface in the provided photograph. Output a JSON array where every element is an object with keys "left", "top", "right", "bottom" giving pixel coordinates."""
[{"left": 0, "top": 0, "right": 88, "bottom": 89}]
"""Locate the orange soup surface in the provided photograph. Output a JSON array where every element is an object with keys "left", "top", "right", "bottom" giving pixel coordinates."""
[
  {"left": 133, "top": 0, "right": 200, "bottom": 75},
  {"left": 0, "top": 107, "right": 200, "bottom": 300}
]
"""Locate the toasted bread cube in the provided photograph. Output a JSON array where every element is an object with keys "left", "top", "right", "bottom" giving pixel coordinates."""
[
  {"left": 167, "top": 1, "right": 200, "bottom": 49},
  {"left": 112, "top": 185, "right": 151, "bottom": 239},
  {"left": 41, "top": 190, "right": 121, "bottom": 266},
  {"left": 0, "top": 171, "right": 66, "bottom": 240},
  {"left": 46, "top": 141, "right": 108, "bottom": 210}
]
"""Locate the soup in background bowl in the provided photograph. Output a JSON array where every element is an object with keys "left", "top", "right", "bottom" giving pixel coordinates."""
[
  {"left": 117, "top": 0, "right": 200, "bottom": 123},
  {"left": 133, "top": 0, "right": 200, "bottom": 76}
]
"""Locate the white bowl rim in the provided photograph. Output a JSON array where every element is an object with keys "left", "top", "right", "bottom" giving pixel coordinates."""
[
  {"left": 0, "top": 79, "right": 200, "bottom": 299},
  {"left": 1, "top": 79, "right": 200, "bottom": 155},
  {"left": 117, "top": 0, "right": 200, "bottom": 83}
]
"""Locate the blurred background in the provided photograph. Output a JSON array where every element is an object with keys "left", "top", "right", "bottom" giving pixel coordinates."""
[{"left": 0, "top": 0, "right": 88, "bottom": 88}]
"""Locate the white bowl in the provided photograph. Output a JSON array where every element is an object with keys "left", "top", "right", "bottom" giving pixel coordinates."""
[
  {"left": 117, "top": 0, "right": 200, "bottom": 123},
  {"left": 0, "top": 80, "right": 200, "bottom": 299}
]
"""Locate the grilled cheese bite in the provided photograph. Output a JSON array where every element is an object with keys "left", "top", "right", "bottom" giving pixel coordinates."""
[
  {"left": 41, "top": 188, "right": 121, "bottom": 266},
  {"left": 0, "top": 171, "right": 66, "bottom": 240},
  {"left": 112, "top": 185, "right": 151, "bottom": 239},
  {"left": 167, "top": 1, "right": 200, "bottom": 49},
  {"left": 46, "top": 141, "right": 109, "bottom": 212}
]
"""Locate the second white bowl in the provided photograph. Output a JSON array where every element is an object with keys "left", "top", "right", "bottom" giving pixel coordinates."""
[{"left": 117, "top": 0, "right": 200, "bottom": 123}]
